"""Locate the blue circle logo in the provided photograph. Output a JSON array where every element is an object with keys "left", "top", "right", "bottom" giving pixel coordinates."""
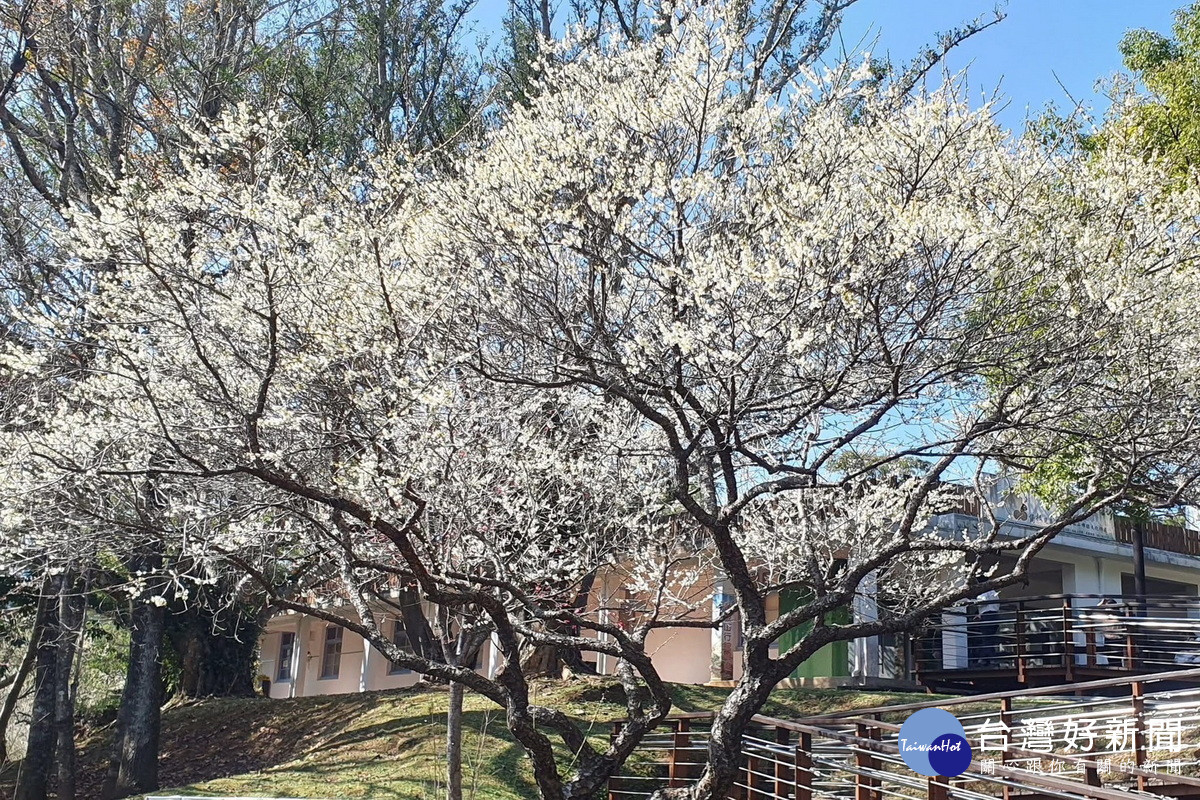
[{"left": 898, "top": 708, "right": 973, "bottom": 776}]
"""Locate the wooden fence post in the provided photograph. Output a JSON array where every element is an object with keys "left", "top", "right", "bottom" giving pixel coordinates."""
[
  {"left": 1132, "top": 681, "right": 1147, "bottom": 793},
  {"left": 795, "top": 731, "right": 813, "bottom": 800},
  {"left": 1000, "top": 696, "right": 1013, "bottom": 800},
  {"left": 773, "top": 726, "right": 790, "bottom": 799},
  {"left": 669, "top": 719, "right": 690, "bottom": 787},
  {"left": 855, "top": 722, "right": 880, "bottom": 800}
]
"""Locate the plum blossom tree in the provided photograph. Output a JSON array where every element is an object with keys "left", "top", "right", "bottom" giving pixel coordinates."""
[
  {"left": 0, "top": 107, "right": 723, "bottom": 799},
  {"left": 0, "top": 1, "right": 492, "bottom": 794},
  {"left": 7, "top": 5, "right": 1200, "bottom": 800},
  {"left": 406, "top": 7, "right": 1200, "bottom": 797}
]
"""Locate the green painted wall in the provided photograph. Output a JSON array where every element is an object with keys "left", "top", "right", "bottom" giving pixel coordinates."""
[{"left": 777, "top": 587, "right": 850, "bottom": 679}]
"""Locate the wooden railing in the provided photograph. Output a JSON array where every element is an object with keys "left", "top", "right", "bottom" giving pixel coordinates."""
[
  {"left": 610, "top": 668, "right": 1200, "bottom": 800},
  {"left": 1112, "top": 517, "right": 1200, "bottom": 557}
]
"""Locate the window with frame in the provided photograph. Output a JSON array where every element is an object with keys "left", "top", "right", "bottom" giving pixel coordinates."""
[
  {"left": 276, "top": 631, "right": 296, "bottom": 681},
  {"left": 320, "top": 625, "right": 343, "bottom": 679},
  {"left": 389, "top": 618, "right": 411, "bottom": 675}
]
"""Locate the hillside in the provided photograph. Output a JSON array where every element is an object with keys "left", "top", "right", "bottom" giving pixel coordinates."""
[{"left": 0, "top": 680, "right": 930, "bottom": 799}]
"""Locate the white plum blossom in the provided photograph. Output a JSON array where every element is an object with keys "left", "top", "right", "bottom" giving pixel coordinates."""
[
  {"left": 404, "top": 8, "right": 1200, "bottom": 798},
  {"left": 6, "top": 3, "right": 1200, "bottom": 799}
]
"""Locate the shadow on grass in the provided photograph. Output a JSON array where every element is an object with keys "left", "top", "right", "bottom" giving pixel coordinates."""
[
  {"left": 153, "top": 693, "right": 543, "bottom": 800},
  {"left": 2, "top": 679, "right": 937, "bottom": 800},
  {"left": 163, "top": 726, "right": 540, "bottom": 800}
]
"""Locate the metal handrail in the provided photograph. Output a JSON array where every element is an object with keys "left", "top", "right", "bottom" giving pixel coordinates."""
[
  {"left": 612, "top": 710, "right": 1177, "bottom": 800},
  {"left": 912, "top": 594, "right": 1200, "bottom": 683},
  {"left": 610, "top": 669, "right": 1200, "bottom": 800}
]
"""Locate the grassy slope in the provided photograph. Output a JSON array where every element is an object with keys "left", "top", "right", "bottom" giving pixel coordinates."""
[{"left": 0, "top": 680, "right": 935, "bottom": 800}]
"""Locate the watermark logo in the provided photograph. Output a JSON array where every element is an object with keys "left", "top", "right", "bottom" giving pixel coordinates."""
[{"left": 898, "top": 708, "right": 973, "bottom": 777}]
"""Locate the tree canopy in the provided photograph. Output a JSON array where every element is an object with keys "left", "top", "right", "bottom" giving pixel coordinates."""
[
  {"left": 7, "top": 6, "right": 1200, "bottom": 798},
  {"left": 8, "top": 3, "right": 1200, "bottom": 800},
  {"left": 1106, "top": 2, "right": 1200, "bottom": 173}
]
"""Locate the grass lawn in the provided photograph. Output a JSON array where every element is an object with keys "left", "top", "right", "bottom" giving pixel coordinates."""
[{"left": 0, "top": 680, "right": 936, "bottom": 799}]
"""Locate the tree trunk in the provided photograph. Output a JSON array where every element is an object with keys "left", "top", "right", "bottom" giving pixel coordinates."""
[
  {"left": 442, "top": 622, "right": 491, "bottom": 800},
  {"left": 53, "top": 576, "right": 86, "bottom": 800},
  {"left": 398, "top": 586, "right": 443, "bottom": 663},
  {"left": 519, "top": 575, "right": 596, "bottom": 679},
  {"left": 1132, "top": 522, "right": 1148, "bottom": 618},
  {"left": 446, "top": 679, "right": 464, "bottom": 800},
  {"left": 102, "top": 591, "right": 166, "bottom": 799},
  {"left": 519, "top": 640, "right": 596, "bottom": 679},
  {"left": 653, "top": 662, "right": 777, "bottom": 800},
  {"left": 0, "top": 605, "right": 41, "bottom": 764},
  {"left": 14, "top": 582, "right": 59, "bottom": 800},
  {"left": 166, "top": 600, "right": 260, "bottom": 698}
]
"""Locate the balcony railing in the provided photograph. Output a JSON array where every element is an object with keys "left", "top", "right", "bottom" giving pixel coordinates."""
[
  {"left": 913, "top": 594, "right": 1200, "bottom": 685},
  {"left": 1113, "top": 517, "right": 1200, "bottom": 557}
]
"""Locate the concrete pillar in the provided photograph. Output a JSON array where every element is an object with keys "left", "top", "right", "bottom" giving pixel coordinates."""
[
  {"left": 594, "top": 573, "right": 611, "bottom": 676},
  {"left": 359, "top": 632, "right": 372, "bottom": 692},
  {"left": 710, "top": 577, "right": 735, "bottom": 683},
  {"left": 942, "top": 608, "right": 967, "bottom": 670},
  {"left": 487, "top": 631, "right": 503, "bottom": 680},
  {"left": 1099, "top": 558, "right": 1124, "bottom": 596},
  {"left": 1061, "top": 559, "right": 1100, "bottom": 666},
  {"left": 292, "top": 614, "right": 310, "bottom": 698},
  {"left": 597, "top": 608, "right": 611, "bottom": 676},
  {"left": 851, "top": 572, "right": 880, "bottom": 680}
]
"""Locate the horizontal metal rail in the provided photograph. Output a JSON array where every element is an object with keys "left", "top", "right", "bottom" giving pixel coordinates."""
[
  {"left": 912, "top": 595, "right": 1200, "bottom": 686},
  {"left": 611, "top": 669, "right": 1200, "bottom": 800}
]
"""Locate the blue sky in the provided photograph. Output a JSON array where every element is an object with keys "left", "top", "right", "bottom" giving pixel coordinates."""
[
  {"left": 470, "top": 0, "right": 1182, "bottom": 134},
  {"left": 836, "top": 0, "right": 1180, "bottom": 130}
]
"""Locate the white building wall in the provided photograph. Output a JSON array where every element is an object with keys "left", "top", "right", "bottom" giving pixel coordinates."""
[
  {"left": 362, "top": 638, "right": 422, "bottom": 691},
  {"left": 1034, "top": 543, "right": 1200, "bottom": 598},
  {"left": 260, "top": 609, "right": 492, "bottom": 698},
  {"left": 303, "top": 623, "right": 363, "bottom": 697},
  {"left": 643, "top": 625, "right": 715, "bottom": 685}
]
